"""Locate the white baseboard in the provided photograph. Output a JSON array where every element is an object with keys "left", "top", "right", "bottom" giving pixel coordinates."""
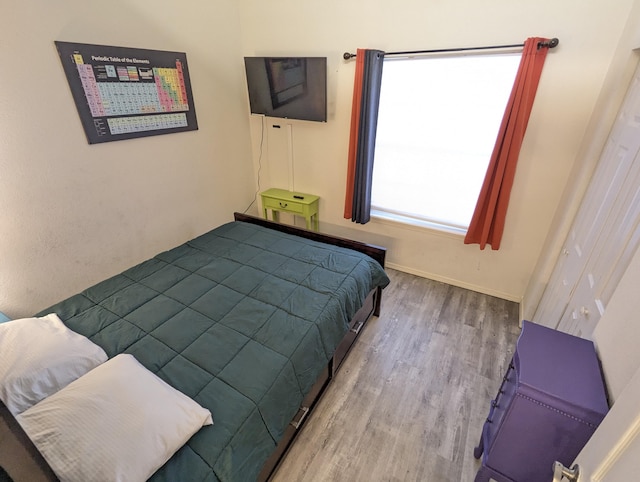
[{"left": 386, "top": 261, "right": 523, "bottom": 307}]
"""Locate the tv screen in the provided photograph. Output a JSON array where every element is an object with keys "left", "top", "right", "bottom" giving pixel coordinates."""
[{"left": 244, "top": 57, "right": 327, "bottom": 122}]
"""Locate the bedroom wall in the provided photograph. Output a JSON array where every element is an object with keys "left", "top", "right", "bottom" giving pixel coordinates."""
[
  {"left": 0, "top": 0, "right": 255, "bottom": 318},
  {"left": 237, "top": 0, "right": 635, "bottom": 304}
]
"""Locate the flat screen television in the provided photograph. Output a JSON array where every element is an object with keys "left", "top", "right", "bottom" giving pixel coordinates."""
[{"left": 244, "top": 57, "right": 327, "bottom": 122}]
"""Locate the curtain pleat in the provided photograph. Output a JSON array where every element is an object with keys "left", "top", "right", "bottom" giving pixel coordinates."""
[
  {"left": 464, "top": 37, "right": 550, "bottom": 250},
  {"left": 344, "top": 49, "right": 385, "bottom": 224},
  {"left": 343, "top": 50, "right": 365, "bottom": 219}
]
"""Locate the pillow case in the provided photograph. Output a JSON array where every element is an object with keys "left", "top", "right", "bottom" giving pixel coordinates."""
[
  {"left": 0, "top": 313, "right": 108, "bottom": 415},
  {"left": 17, "top": 354, "right": 213, "bottom": 482}
]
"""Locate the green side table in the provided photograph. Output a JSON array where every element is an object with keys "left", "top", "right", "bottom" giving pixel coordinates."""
[{"left": 261, "top": 188, "right": 320, "bottom": 231}]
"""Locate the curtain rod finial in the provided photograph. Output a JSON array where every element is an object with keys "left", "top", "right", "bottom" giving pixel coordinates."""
[
  {"left": 343, "top": 52, "right": 355, "bottom": 60},
  {"left": 537, "top": 37, "right": 559, "bottom": 50}
]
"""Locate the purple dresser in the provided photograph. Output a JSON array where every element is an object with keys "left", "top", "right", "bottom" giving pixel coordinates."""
[{"left": 473, "top": 320, "right": 609, "bottom": 482}]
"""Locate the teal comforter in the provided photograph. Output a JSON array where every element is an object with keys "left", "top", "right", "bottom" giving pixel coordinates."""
[{"left": 38, "top": 221, "right": 389, "bottom": 481}]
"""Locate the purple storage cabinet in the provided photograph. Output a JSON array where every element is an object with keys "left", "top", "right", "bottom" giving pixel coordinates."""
[{"left": 473, "top": 320, "right": 609, "bottom": 482}]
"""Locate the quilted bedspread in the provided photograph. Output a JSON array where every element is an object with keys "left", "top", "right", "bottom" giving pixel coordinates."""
[{"left": 37, "top": 221, "right": 389, "bottom": 481}]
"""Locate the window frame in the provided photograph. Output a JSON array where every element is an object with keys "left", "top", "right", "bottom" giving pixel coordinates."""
[{"left": 370, "top": 49, "right": 522, "bottom": 234}]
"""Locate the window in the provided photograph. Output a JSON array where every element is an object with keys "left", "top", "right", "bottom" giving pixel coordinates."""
[{"left": 371, "top": 52, "right": 521, "bottom": 234}]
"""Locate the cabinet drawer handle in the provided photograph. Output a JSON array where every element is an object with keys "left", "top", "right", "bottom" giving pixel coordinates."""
[
  {"left": 291, "top": 406, "right": 310, "bottom": 429},
  {"left": 351, "top": 320, "right": 365, "bottom": 335},
  {"left": 279, "top": 202, "right": 288, "bottom": 208}
]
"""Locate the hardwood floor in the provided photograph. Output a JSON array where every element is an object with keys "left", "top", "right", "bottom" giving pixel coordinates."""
[{"left": 272, "top": 268, "right": 521, "bottom": 482}]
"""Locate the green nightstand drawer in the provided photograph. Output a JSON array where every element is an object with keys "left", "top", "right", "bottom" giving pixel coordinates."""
[{"left": 262, "top": 196, "right": 305, "bottom": 214}]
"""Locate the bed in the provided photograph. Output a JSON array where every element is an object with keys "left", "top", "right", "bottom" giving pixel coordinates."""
[{"left": 0, "top": 213, "right": 389, "bottom": 482}]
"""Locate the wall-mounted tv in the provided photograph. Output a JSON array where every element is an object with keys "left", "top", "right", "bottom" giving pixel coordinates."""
[{"left": 244, "top": 57, "right": 327, "bottom": 122}]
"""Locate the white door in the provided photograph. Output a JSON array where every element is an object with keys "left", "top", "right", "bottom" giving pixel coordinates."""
[
  {"left": 563, "top": 364, "right": 640, "bottom": 481},
  {"left": 533, "top": 61, "right": 640, "bottom": 338}
]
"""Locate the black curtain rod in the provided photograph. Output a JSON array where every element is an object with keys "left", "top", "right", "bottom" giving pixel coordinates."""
[{"left": 343, "top": 37, "right": 559, "bottom": 60}]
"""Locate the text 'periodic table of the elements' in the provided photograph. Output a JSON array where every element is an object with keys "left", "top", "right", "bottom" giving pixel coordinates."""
[{"left": 55, "top": 41, "right": 198, "bottom": 144}]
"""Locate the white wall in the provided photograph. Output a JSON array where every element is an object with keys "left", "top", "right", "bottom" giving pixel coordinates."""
[
  {"left": 0, "top": 0, "right": 255, "bottom": 318},
  {"left": 238, "top": 0, "right": 635, "bottom": 303}
]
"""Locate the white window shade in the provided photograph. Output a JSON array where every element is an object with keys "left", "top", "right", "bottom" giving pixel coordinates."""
[{"left": 371, "top": 52, "right": 520, "bottom": 231}]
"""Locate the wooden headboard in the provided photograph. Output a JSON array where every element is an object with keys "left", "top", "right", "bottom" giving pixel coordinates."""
[{"left": 0, "top": 401, "right": 58, "bottom": 481}]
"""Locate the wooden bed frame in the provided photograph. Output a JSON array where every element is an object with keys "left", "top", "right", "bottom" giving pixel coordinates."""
[
  {"left": 0, "top": 213, "right": 387, "bottom": 482},
  {"left": 233, "top": 213, "right": 387, "bottom": 481}
]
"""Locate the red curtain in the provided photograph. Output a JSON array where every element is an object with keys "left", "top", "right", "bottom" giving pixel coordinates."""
[
  {"left": 344, "top": 49, "right": 366, "bottom": 219},
  {"left": 464, "top": 38, "right": 551, "bottom": 250}
]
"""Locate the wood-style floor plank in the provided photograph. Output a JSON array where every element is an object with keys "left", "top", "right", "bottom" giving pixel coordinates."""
[{"left": 272, "top": 268, "right": 521, "bottom": 482}]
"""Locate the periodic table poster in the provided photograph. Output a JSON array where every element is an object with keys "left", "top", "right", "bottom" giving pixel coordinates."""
[{"left": 55, "top": 41, "right": 198, "bottom": 144}]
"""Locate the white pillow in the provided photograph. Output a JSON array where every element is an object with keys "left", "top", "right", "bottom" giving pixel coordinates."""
[
  {"left": 0, "top": 313, "right": 108, "bottom": 415},
  {"left": 17, "top": 354, "right": 213, "bottom": 482}
]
